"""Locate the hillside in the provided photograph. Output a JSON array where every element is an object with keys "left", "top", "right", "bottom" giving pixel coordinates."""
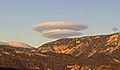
[{"left": 0, "top": 32, "right": 120, "bottom": 70}]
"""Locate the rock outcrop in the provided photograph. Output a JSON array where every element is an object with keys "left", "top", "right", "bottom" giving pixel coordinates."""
[{"left": 0, "top": 32, "right": 120, "bottom": 70}]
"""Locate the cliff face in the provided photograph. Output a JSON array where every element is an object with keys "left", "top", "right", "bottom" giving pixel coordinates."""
[{"left": 0, "top": 32, "right": 120, "bottom": 70}]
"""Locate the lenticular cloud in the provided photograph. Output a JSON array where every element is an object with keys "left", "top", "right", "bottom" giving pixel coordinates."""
[{"left": 33, "top": 21, "right": 88, "bottom": 39}]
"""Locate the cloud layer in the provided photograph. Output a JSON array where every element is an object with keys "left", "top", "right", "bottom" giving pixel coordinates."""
[
  {"left": 41, "top": 29, "right": 82, "bottom": 38},
  {"left": 33, "top": 21, "right": 88, "bottom": 39}
]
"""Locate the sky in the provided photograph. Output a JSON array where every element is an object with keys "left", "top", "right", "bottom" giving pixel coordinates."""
[{"left": 0, "top": 0, "right": 120, "bottom": 47}]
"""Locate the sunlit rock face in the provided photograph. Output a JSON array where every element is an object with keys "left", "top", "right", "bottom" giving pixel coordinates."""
[{"left": 0, "top": 32, "right": 120, "bottom": 70}]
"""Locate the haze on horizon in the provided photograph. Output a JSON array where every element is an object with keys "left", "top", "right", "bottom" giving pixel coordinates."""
[{"left": 0, "top": 0, "right": 120, "bottom": 48}]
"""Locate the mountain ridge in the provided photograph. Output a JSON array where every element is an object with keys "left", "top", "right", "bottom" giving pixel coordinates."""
[
  {"left": 38, "top": 32, "right": 120, "bottom": 55},
  {"left": 0, "top": 41, "right": 34, "bottom": 49},
  {"left": 0, "top": 32, "right": 120, "bottom": 70}
]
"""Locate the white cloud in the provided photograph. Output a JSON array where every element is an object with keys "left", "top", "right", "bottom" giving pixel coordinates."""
[{"left": 33, "top": 21, "right": 88, "bottom": 39}]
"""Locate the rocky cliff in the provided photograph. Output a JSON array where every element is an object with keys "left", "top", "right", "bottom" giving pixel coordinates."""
[{"left": 0, "top": 32, "right": 120, "bottom": 70}]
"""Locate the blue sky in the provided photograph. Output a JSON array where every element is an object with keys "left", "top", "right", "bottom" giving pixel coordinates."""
[{"left": 0, "top": 0, "right": 120, "bottom": 47}]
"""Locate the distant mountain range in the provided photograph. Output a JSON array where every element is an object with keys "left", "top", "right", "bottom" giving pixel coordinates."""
[
  {"left": 0, "top": 32, "right": 120, "bottom": 70},
  {"left": 0, "top": 41, "right": 34, "bottom": 49}
]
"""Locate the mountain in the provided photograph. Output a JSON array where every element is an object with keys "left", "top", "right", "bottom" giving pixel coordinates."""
[
  {"left": 38, "top": 32, "right": 120, "bottom": 56},
  {"left": 0, "top": 41, "right": 34, "bottom": 49},
  {"left": 0, "top": 32, "right": 120, "bottom": 70},
  {"left": 0, "top": 41, "right": 36, "bottom": 69}
]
